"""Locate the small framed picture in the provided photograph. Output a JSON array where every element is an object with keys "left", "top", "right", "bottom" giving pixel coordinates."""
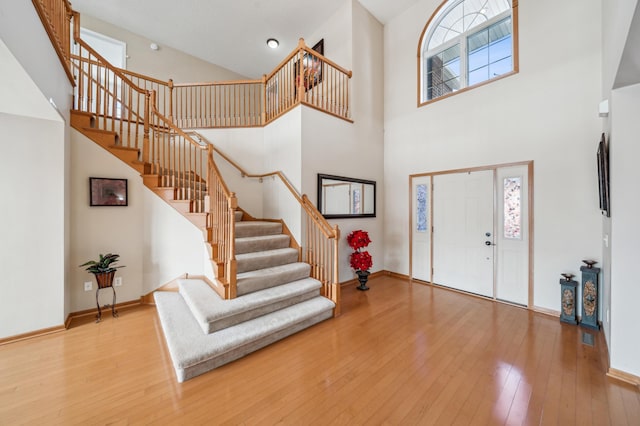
[{"left": 89, "top": 177, "right": 128, "bottom": 206}]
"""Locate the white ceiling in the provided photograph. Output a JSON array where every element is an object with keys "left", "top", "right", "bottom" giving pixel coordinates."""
[{"left": 71, "top": 0, "right": 420, "bottom": 78}]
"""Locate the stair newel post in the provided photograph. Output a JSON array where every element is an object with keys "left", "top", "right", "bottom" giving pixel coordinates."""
[
  {"left": 332, "top": 225, "right": 341, "bottom": 316},
  {"left": 72, "top": 11, "right": 80, "bottom": 41},
  {"left": 206, "top": 146, "right": 220, "bottom": 265},
  {"left": 227, "top": 192, "right": 238, "bottom": 299},
  {"left": 168, "top": 79, "right": 174, "bottom": 124},
  {"left": 143, "top": 90, "right": 151, "bottom": 163},
  {"left": 296, "top": 38, "right": 306, "bottom": 103}
]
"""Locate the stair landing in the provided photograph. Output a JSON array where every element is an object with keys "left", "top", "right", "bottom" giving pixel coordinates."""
[{"left": 155, "top": 282, "right": 334, "bottom": 382}]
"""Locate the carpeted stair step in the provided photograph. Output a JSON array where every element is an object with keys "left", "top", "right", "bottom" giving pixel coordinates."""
[
  {"left": 235, "top": 234, "right": 290, "bottom": 254},
  {"left": 236, "top": 247, "right": 299, "bottom": 273},
  {"left": 237, "top": 262, "right": 311, "bottom": 296},
  {"left": 234, "top": 210, "right": 243, "bottom": 222},
  {"left": 179, "top": 278, "right": 321, "bottom": 333},
  {"left": 235, "top": 221, "right": 282, "bottom": 238},
  {"left": 154, "top": 291, "right": 335, "bottom": 382}
]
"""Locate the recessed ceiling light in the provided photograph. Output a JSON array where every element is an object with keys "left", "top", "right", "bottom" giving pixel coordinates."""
[{"left": 266, "top": 38, "right": 279, "bottom": 49}]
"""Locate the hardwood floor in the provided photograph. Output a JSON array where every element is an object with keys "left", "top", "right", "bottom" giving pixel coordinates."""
[{"left": 1, "top": 276, "right": 638, "bottom": 425}]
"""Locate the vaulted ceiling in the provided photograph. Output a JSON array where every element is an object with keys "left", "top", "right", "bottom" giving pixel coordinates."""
[{"left": 71, "top": 0, "right": 421, "bottom": 78}]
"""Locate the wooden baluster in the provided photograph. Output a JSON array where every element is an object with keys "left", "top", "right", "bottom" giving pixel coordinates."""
[
  {"left": 118, "top": 76, "right": 124, "bottom": 141},
  {"left": 228, "top": 193, "right": 238, "bottom": 298},
  {"left": 332, "top": 225, "right": 340, "bottom": 314},
  {"left": 200, "top": 85, "right": 205, "bottom": 127},
  {"left": 340, "top": 72, "right": 343, "bottom": 118},
  {"left": 77, "top": 52, "right": 84, "bottom": 110},
  {"left": 323, "top": 62, "right": 327, "bottom": 111},
  {"left": 297, "top": 42, "right": 305, "bottom": 103},
  {"left": 127, "top": 86, "right": 133, "bottom": 148},
  {"left": 234, "top": 85, "right": 238, "bottom": 127},
  {"left": 226, "top": 85, "right": 230, "bottom": 127},
  {"left": 206, "top": 85, "right": 210, "bottom": 127},
  {"left": 190, "top": 144, "right": 194, "bottom": 208},
  {"left": 182, "top": 137, "right": 186, "bottom": 201},
  {"left": 333, "top": 68, "right": 338, "bottom": 114},
  {"left": 179, "top": 87, "right": 183, "bottom": 128},
  {"left": 143, "top": 91, "right": 150, "bottom": 161}
]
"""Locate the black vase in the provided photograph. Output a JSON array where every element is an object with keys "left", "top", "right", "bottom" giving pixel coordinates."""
[{"left": 356, "top": 270, "right": 370, "bottom": 291}]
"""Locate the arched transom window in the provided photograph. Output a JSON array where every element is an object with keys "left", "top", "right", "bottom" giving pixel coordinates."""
[{"left": 418, "top": 0, "right": 518, "bottom": 105}]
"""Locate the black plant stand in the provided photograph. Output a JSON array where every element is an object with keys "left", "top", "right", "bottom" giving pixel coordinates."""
[
  {"left": 95, "top": 285, "right": 118, "bottom": 323},
  {"left": 356, "top": 271, "right": 370, "bottom": 291}
]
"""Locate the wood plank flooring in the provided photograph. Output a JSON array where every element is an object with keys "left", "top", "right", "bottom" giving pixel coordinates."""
[{"left": 0, "top": 276, "right": 638, "bottom": 424}]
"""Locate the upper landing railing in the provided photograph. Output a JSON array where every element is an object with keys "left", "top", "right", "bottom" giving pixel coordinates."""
[
  {"left": 32, "top": 1, "right": 352, "bottom": 127},
  {"left": 128, "top": 38, "right": 353, "bottom": 128}
]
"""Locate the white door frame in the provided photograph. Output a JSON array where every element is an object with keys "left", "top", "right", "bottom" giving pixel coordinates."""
[{"left": 409, "top": 161, "right": 534, "bottom": 308}]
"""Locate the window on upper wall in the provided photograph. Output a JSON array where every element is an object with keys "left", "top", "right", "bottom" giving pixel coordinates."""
[{"left": 418, "top": 0, "right": 518, "bottom": 105}]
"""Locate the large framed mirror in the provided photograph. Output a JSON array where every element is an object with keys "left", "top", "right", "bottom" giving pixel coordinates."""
[{"left": 317, "top": 174, "right": 376, "bottom": 219}]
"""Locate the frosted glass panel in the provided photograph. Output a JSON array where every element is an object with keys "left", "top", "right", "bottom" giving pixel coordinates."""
[
  {"left": 417, "top": 184, "right": 428, "bottom": 232},
  {"left": 503, "top": 177, "right": 521, "bottom": 239},
  {"left": 352, "top": 188, "right": 361, "bottom": 215}
]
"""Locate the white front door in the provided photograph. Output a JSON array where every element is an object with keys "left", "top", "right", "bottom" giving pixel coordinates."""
[{"left": 432, "top": 170, "right": 495, "bottom": 297}]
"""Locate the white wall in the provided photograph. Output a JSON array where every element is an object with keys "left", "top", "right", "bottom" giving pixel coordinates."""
[
  {"left": 80, "top": 15, "right": 247, "bottom": 83},
  {"left": 599, "top": 0, "right": 632, "bottom": 355},
  {"left": 609, "top": 83, "right": 640, "bottom": 378},
  {"left": 602, "top": 0, "right": 639, "bottom": 94},
  {"left": 601, "top": 0, "right": 640, "bottom": 379},
  {"left": 306, "top": 0, "right": 353, "bottom": 70},
  {"left": 142, "top": 190, "right": 205, "bottom": 295},
  {"left": 0, "top": 0, "right": 72, "bottom": 337},
  {"left": 196, "top": 128, "right": 266, "bottom": 218},
  {"left": 263, "top": 107, "right": 304, "bottom": 242},
  {"left": 382, "top": 0, "right": 602, "bottom": 312},
  {"left": 70, "top": 129, "right": 205, "bottom": 311},
  {"left": 299, "top": 1, "right": 385, "bottom": 282},
  {"left": 0, "top": 1, "right": 73, "bottom": 121},
  {"left": 0, "top": 114, "right": 65, "bottom": 338}
]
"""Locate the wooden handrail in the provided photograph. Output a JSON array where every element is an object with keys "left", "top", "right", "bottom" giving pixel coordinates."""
[
  {"left": 265, "top": 39, "right": 352, "bottom": 80},
  {"left": 66, "top": 6, "right": 340, "bottom": 307},
  {"left": 207, "top": 147, "right": 233, "bottom": 199},
  {"left": 200, "top": 131, "right": 339, "bottom": 308},
  {"left": 69, "top": 54, "right": 165, "bottom": 86},
  {"left": 265, "top": 45, "right": 307, "bottom": 81},
  {"left": 299, "top": 44, "right": 353, "bottom": 78},
  {"left": 31, "top": 0, "right": 75, "bottom": 85},
  {"left": 36, "top": 3, "right": 352, "bottom": 128},
  {"left": 74, "top": 38, "right": 147, "bottom": 95},
  {"left": 70, "top": 58, "right": 145, "bottom": 123},
  {"left": 172, "top": 79, "right": 263, "bottom": 88},
  {"left": 189, "top": 132, "right": 336, "bottom": 239},
  {"left": 150, "top": 97, "right": 208, "bottom": 153},
  {"left": 120, "top": 69, "right": 169, "bottom": 87}
]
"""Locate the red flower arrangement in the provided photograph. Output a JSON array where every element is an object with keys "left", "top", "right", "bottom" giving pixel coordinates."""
[
  {"left": 347, "top": 229, "right": 372, "bottom": 272},
  {"left": 350, "top": 251, "right": 373, "bottom": 271}
]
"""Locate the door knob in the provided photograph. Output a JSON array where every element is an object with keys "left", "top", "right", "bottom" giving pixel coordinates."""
[{"left": 485, "top": 241, "right": 495, "bottom": 246}]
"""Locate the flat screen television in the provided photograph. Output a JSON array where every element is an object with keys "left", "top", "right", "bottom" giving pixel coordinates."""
[{"left": 597, "top": 133, "right": 610, "bottom": 217}]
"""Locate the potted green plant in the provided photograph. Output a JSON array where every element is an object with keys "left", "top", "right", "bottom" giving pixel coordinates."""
[{"left": 80, "top": 253, "right": 125, "bottom": 288}]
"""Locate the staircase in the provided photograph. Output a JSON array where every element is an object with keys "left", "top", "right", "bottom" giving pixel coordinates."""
[
  {"left": 154, "top": 213, "right": 335, "bottom": 382},
  {"left": 62, "top": 12, "right": 342, "bottom": 381},
  {"left": 71, "top": 107, "right": 338, "bottom": 381}
]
